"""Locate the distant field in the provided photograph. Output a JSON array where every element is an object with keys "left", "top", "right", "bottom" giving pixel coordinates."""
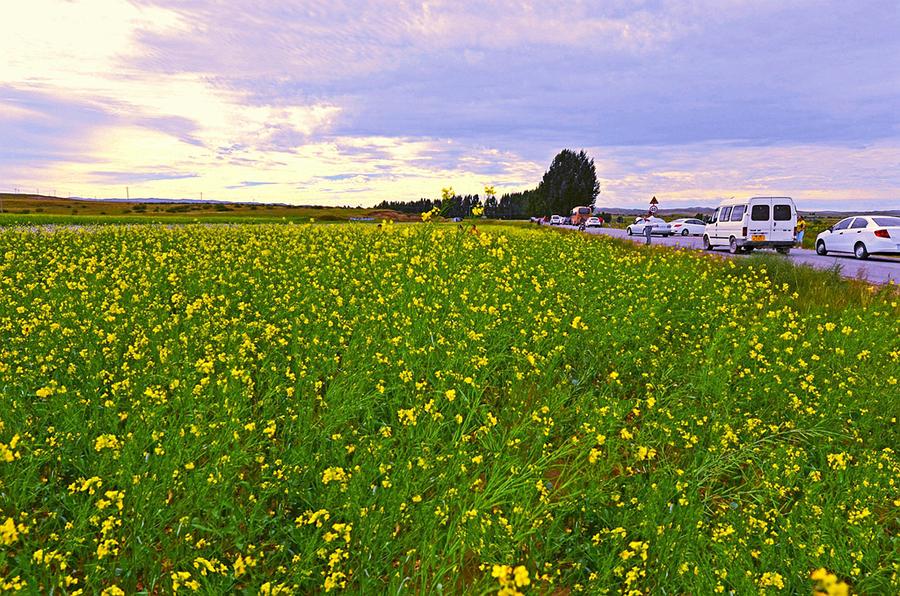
[
  {"left": 0, "top": 223, "right": 897, "bottom": 594},
  {"left": 0, "top": 194, "right": 418, "bottom": 224}
]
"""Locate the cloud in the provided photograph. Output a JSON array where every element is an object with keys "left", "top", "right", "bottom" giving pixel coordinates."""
[
  {"left": 1, "top": 0, "right": 898, "bottom": 207},
  {"left": 88, "top": 170, "right": 200, "bottom": 184},
  {"left": 225, "top": 181, "right": 279, "bottom": 189}
]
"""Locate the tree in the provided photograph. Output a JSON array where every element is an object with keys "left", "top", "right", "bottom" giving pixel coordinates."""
[
  {"left": 483, "top": 185, "right": 497, "bottom": 218},
  {"left": 535, "top": 149, "right": 600, "bottom": 216}
]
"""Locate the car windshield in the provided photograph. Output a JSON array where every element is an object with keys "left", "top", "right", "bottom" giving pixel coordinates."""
[{"left": 872, "top": 216, "right": 900, "bottom": 226}]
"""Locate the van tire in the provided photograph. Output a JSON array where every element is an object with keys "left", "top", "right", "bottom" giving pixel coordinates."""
[
  {"left": 776, "top": 247, "right": 790, "bottom": 255},
  {"left": 854, "top": 242, "right": 869, "bottom": 260},
  {"left": 702, "top": 235, "right": 712, "bottom": 250},
  {"left": 728, "top": 237, "right": 739, "bottom": 254},
  {"left": 816, "top": 241, "right": 828, "bottom": 256}
]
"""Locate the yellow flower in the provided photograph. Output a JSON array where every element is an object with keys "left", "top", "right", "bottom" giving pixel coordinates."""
[
  {"left": 322, "top": 467, "right": 350, "bottom": 485},
  {"left": 513, "top": 565, "right": 530, "bottom": 587},
  {"left": 94, "top": 434, "right": 121, "bottom": 452},
  {"left": 1, "top": 517, "right": 19, "bottom": 545}
]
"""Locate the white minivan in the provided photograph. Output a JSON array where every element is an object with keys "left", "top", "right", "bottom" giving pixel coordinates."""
[{"left": 703, "top": 197, "right": 797, "bottom": 254}]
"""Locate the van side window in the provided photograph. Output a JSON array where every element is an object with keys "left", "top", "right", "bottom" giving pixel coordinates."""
[
  {"left": 751, "top": 205, "right": 770, "bottom": 221},
  {"left": 730, "top": 205, "right": 746, "bottom": 221},
  {"left": 720, "top": 207, "right": 732, "bottom": 221},
  {"left": 833, "top": 218, "right": 853, "bottom": 231},
  {"left": 850, "top": 218, "right": 869, "bottom": 229},
  {"left": 773, "top": 204, "right": 792, "bottom": 221}
]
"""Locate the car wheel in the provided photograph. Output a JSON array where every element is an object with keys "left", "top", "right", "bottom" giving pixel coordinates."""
[
  {"left": 702, "top": 235, "right": 712, "bottom": 251},
  {"left": 729, "top": 237, "right": 739, "bottom": 254},
  {"left": 681, "top": 229, "right": 690, "bottom": 236},
  {"left": 626, "top": 227, "right": 633, "bottom": 236},
  {"left": 816, "top": 240, "right": 828, "bottom": 256},
  {"left": 854, "top": 242, "right": 869, "bottom": 260}
]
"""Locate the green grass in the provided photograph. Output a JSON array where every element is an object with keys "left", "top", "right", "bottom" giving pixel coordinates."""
[{"left": 0, "top": 223, "right": 897, "bottom": 594}]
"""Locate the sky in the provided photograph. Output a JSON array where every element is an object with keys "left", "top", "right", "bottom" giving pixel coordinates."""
[{"left": 1, "top": 0, "right": 899, "bottom": 209}]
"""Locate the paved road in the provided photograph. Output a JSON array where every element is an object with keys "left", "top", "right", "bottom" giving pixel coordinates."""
[{"left": 553, "top": 225, "right": 900, "bottom": 285}]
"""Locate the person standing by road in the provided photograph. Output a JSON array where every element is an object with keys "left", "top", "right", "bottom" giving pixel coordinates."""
[{"left": 795, "top": 216, "right": 807, "bottom": 246}]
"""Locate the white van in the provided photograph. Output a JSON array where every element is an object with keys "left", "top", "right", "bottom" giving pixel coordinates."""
[{"left": 703, "top": 197, "right": 797, "bottom": 254}]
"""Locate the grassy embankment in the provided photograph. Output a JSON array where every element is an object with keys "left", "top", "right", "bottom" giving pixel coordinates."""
[{"left": 0, "top": 223, "right": 897, "bottom": 594}]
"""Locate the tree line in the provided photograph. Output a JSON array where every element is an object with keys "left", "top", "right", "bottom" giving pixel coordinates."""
[{"left": 374, "top": 149, "right": 600, "bottom": 219}]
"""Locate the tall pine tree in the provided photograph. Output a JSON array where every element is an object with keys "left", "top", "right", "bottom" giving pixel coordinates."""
[{"left": 534, "top": 149, "right": 600, "bottom": 216}]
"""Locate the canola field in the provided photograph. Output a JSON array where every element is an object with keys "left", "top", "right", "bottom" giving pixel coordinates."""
[{"left": 0, "top": 223, "right": 898, "bottom": 595}]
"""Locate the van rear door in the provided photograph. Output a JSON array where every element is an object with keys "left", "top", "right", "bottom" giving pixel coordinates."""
[
  {"left": 770, "top": 200, "right": 796, "bottom": 242},
  {"left": 748, "top": 199, "right": 773, "bottom": 241}
]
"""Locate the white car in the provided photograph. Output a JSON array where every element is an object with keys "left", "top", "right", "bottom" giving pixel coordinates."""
[
  {"left": 669, "top": 218, "right": 706, "bottom": 236},
  {"left": 584, "top": 217, "right": 602, "bottom": 228},
  {"left": 550, "top": 215, "right": 564, "bottom": 226},
  {"left": 626, "top": 217, "right": 672, "bottom": 236},
  {"left": 815, "top": 215, "right": 900, "bottom": 260}
]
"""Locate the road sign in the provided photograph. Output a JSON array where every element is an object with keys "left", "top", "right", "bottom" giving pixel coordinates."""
[{"left": 649, "top": 204, "right": 659, "bottom": 215}]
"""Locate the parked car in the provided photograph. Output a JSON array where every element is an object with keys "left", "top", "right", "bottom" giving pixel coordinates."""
[
  {"left": 584, "top": 217, "right": 603, "bottom": 228},
  {"left": 626, "top": 217, "right": 672, "bottom": 236},
  {"left": 669, "top": 218, "right": 706, "bottom": 236},
  {"left": 549, "top": 215, "right": 564, "bottom": 226},
  {"left": 703, "top": 197, "right": 796, "bottom": 254},
  {"left": 815, "top": 215, "right": 900, "bottom": 260}
]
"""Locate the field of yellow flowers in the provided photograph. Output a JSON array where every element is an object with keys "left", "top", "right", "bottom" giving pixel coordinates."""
[{"left": 0, "top": 223, "right": 898, "bottom": 594}]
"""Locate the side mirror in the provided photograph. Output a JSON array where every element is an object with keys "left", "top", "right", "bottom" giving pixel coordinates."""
[{"left": 827, "top": 227, "right": 833, "bottom": 233}]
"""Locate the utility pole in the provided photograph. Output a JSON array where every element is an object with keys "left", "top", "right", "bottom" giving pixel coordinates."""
[{"left": 126, "top": 187, "right": 130, "bottom": 200}]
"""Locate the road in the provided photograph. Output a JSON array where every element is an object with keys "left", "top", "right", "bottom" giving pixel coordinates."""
[{"left": 554, "top": 225, "right": 900, "bottom": 285}]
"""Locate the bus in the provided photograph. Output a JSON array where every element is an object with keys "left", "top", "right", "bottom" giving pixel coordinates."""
[{"left": 570, "top": 206, "right": 592, "bottom": 226}]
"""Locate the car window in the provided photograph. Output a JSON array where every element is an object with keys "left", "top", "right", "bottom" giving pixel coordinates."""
[
  {"left": 689, "top": 219, "right": 704, "bottom": 225},
  {"left": 773, "top": 204, "right": 792, "bottom": 221},
  {"left": 751, "top": 205, "right": 770, "bottom": 221},
  {"left": 832, "top": 218, "right": 853, "bottom": 231},
  {"left": 730, "top": 205, "right": 746, "bottom": 221},
  {"left": 873, "top": 216, "right": 900, "bottom": 226},
  {"left": 720, "top": 207, "right": 732, "bottom": 222},
  {"left": 850, "top": 218, "right": 869, "bottom": 229}
]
